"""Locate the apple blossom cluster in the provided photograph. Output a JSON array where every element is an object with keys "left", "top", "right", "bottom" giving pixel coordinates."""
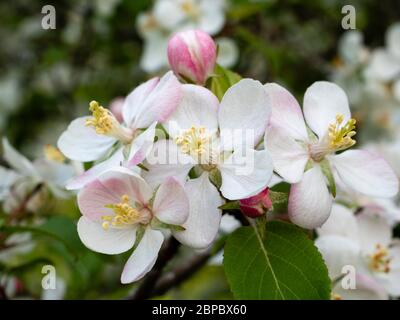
[
  {"left": 136, "top": 0, "right": 238, "bottom": 72},
  {"left": 52, "top": 29, "right": 399, "bottom": 287}
]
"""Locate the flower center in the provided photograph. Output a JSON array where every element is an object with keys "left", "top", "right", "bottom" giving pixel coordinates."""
[
  {"left": 44, "top": 144, "right": 66, "bottom": 163},
  {"left": 327, "top": 114, "right": 357, "bottom": 152},
  {"left": 181, "top": 0, "right": 200, "bottom": 19},
  {"left": 368, "top": 244, "right": 391, "bottom": 273},
  {"left": 102, "top": 195, "right": 151, "bottom": 230},
  {"left": 86, "top": 101, "right": 134, "bottom": 144},
  {"left": 310, "top": 114, "right": 357, "bottom": 161}
]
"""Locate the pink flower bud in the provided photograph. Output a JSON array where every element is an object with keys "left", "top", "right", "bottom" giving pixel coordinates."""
[
  {"left": 239, "top": 188, "right": 273, "bottom": 218},
  {"left": 168, "top": 30, "right": 217, "bottom": 85}
]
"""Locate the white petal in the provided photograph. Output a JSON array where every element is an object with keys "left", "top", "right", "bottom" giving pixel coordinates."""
[
  {"left": 315, "top": 235, "right": 361, "bottom": 280},
  {"left": 57, "top": 117, "right": 116, "bottom": 162},
  {"left": 329, "top": 150, "right": 399, "bottom": 198},
  {"left": 143, "top": 139, "right": 194, "bottom": 189},
  {"left": 386, "top": 22, "right": 400, "bottom": 59},
  {"left": 364, "top": 49, "right": 400, "bottom": 82},
  {"left": 2, "top": 138, "right": 38, "bottom": 178},
  {"left": 133, "top": 71, "right": 182, "bottom": 129},
  {"left": 303, "top": 81, "right": 351, "bottom": 139},
  {"left": 317, "top": 203, "right": 359, "bottom": 242},
  {"left": 198, "top": 0, "right": 226, "bottom": 35},
  {"left": 139, "top": 34, "right": 169, "bottom": 73},
  {"left": 0, "top": 166, "right": 20, "bottom": 200},
  {"left": 356, "top": 212, "right": 392, "bottom": 254},
  {"left": 216, "top": 38, "right": 239, "bottom": 68},
  {"left": 121, "top": 228, "right": 164, "bottom": 284},
  {"left": 265, "top": 125, "right": 309, "bottom": 183},
  {"left": 173, "top": 173, "right": 223, "bottom": 249},
  {"left": 288, "top": 166, "right": 333, "bottom": 229},
  {"left": 66, "top": 147, "right": 124, "bottom": 190},
  {"left": 219, "top": 79, "right": 271, "bottom": 150},
  {"left": 153, "top": 177, "right": 189, "bottom": 225},
  {"left": 333, "top": 273, "right": 389, "bottom": 300},
  {"left": 166, "top": 84, "right": 219, "bottom": 138},
  {"left": 153, "top": 0, "right": 185, "bottom": 30},
  {"left": 126, "top": 122, "right": 157, "bottom": 168},
  {"left": 264, "top": 83, "right": 308, "bottom": 141},
  {"left": 122, "top": 78, "right": 159, "bottom": 127},
  {"left": 219, "top": 148, "right": 273, "bottom": 200},
  {"left": 77, "top": 216, "right": 136, "bottom": 255},
  {"left": 77, "top": 167, "right": 153, "bottom": 220}
]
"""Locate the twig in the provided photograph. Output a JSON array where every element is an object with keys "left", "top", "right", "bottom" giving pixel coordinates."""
[
  {"left": 129, "top": 237, "right": 180, "bottom": 300},
  {"left": 151, "top": 239, "right": 226, "bottom": 297}
]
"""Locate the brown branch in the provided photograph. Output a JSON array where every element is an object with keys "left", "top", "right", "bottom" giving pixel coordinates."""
[
  {"left": 151, "top": 238, "right": 226, "bottom": 297},
  {"left": 128, "top": 236, "right": 180, "bottom": 300}
]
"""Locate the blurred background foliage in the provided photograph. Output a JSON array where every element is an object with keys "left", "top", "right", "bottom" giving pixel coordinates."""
[{"left": 0, "top": 0, "right": 399, "bottom": 299}]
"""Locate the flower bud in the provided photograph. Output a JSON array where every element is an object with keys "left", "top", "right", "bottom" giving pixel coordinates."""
[
  {"left": 239, "top": 188, "right": 272, "bottom": 218},
  {"left": 168, "top": 30, "right": 217, "bottom": 85},
  {"left": 110, "top": 97, "right": 125, "bottom": 123}
]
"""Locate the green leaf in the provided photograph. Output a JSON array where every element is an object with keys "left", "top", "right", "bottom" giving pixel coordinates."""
[
  {"left": 320, "top": 159, "right": 336, "bottom": 197},
  {"left": 208, "top": 64, "right": 242, "bottom": 100},
  {"left": 269, "top": 191, "right": 288, "bottom": 205},
  {"left": 223, "top": 221, "right": 331, "bottom": 300},
  {"left": 219, "top": 201, "right": 240, "bottom": 211}
]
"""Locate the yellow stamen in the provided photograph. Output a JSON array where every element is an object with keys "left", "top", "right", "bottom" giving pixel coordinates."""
[
  {"left": 86, "top": 101, "right": 115, "bottom": 135},
  {"left": 85, "top": 100, "right": 133, "bottom": 143},
  {"left": 175, "top": 126, "right": 210, "bottom": 157},
  {"left": 331, "top": 293, "right": 342, "bottom": 300},
  {"left": 328, "top": 114, "right": 357, "bottom": 151},
  {"left": 369, "top": 244, "right": 391, "bottom": 273},
  {"left": 181, "top": 0, "right": 200, "bottom": 19},
  {"left": 44, "top": 144, "right": 66, "bottom": 163},
  {"left": 102, "top": 195, "right": 142, "bottom": 230}
]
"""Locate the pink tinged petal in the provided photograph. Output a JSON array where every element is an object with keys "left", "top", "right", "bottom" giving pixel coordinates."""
[
  {"left": 122, "top": 77, "right": 159, "bottom": 127},
  {"left": 315, "top": 235, "right": 361, "bottom": 280},
  {"left": 66, "top": 147, "right": 124, "bottom": 190},
  {"left": 166, "top": 84, "right": 219, "bottom": 138},
  {"left": 77, "top": 217, "right": 136, "bottom": 255},
  {"left": 239, "top": 188, "right": 272, "bottom": 218},
  {"left": 303, "top": 81, "right": 351, "bottom": 139},
  {"left": 219, "top": 148, "right": 273, "bottom": 200},
  {"left": 133, "top": 71, "right": 182, "bottom": 129},
  {"left": 152, "top": 177, "right": 189, "bottom": 225},
  {"left": 265, "top": 125, "right": 309, "bottom": 183},
  {"left": 110, "top": 97, "right": 125, "bottom": 123},
  {"left": 264, "top": 83, "right": 308, "bottom": 141},
  {"left": 329, "top": 150, "right": 399, "bottom": 198},
  {"left": 120, "top": 228, "right": 164, "bottom": 284},
  {"left": 333, "top": 273, "right": 389, "bottom": 300},
  {"left": 288, "top": 166, "right": 333, "bottom": 229},
  {"left": 57, "top": 117, "right": 116, "bottom": 162},
  {"left": 126, "top": 122, "right": 157, "bottom": 168},
  {"left": 219, "top": 79, "right": 271, "bottom": 151},
  {"left": 77, "top": 167, "right": 153, "bottom": 221},
  {"left": 143, "top": 139, "right": 194, "bottom": 189},
  {"left": 2, "top": 138, "right": 39, "bottom": 178},
  {"left": 317, "top": 203, "right": 359, "bottom": 242},
  {"left": 172, "top": 173, "right": 223, "bottom": 249},
  {"left": 356, "top": 212, "right": 392, "bottom": 254}
]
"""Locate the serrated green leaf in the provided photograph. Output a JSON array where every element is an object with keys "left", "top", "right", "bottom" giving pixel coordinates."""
[{"left": 223, "top": 221, "right": 331, "bottom": 300}]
